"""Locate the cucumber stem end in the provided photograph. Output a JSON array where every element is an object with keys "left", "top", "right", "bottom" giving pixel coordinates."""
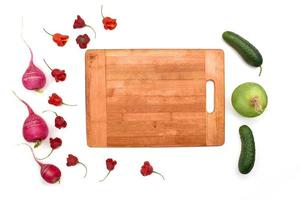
[{"left": 259, "top": 66, "right": 262, "bottom": 76}]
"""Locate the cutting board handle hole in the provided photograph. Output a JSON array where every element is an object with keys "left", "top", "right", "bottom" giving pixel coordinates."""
[{"left": 206, "top": 80, "right": 215, "bottom": 113}]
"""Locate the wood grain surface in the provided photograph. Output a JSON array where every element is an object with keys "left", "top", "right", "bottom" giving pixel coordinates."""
[{"left": 85, "top": 49, "right": 224, "bottom": 147}]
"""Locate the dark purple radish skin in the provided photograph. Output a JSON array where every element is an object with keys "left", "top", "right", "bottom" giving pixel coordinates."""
[
  {"left": 13, "top": 91, "right": 48, "bottom": 147},
  {"left": 23, "top": 143, "right": 61, "bottom": 184}
]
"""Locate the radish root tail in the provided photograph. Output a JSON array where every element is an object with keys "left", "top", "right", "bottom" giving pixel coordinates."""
[
  {"left": 21, "top": 17, "right": 33, "bottom": 63},
  {"left": 18, "top": 143, "right": 42, "bottom": 167}
]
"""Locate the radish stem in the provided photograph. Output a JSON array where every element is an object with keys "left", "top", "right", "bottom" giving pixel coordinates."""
[
  {"left": 34, "top": 140, "right": 41, "bottom": 148},
  {"left": 19, "top": 143, "right": 42, "bottom": 167},
  {"left": 21, "top": 18, "right": 33, "bottom": 64},
  {"left": 35, "top": 89, "right": 44, "bottom": 94},
  {"left": 12, "top": 91, "right": 33, "bottom": 114}
]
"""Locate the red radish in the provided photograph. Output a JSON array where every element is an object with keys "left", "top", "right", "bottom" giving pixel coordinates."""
[
  {"left": 13, "top": 91, "right": 48, "bottom": 147},
  {"left": 22, "top": 143, "right": 61, "bottom": 184},
  {"left": 21, "top": 21, "right": 46, "bottom": 90}
]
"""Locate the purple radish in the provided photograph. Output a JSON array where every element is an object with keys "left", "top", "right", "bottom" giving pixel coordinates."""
[
  {"left": 22, "top": 47, "right": 46, "bottom": 90},
  {"left": 22, "top": 143, "right": 61, "bottom": 184},
  {"left": 13, "top": 91, "right": 48, "bottom": 147},
  {"left": 21, "top": 20, "right": 46, "bottom": 90}
]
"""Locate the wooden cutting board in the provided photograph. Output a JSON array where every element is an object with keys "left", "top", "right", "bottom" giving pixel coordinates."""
[{"left": 85, "top": 49, "right": 224, "bottom": 147}]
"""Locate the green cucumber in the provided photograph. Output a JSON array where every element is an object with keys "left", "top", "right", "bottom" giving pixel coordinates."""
[
  {"left": 222, "top": 31, "right": 263, "bottom": 76},
  {"left": 238, "top": 125, "right": 255, "bottom": 174}
]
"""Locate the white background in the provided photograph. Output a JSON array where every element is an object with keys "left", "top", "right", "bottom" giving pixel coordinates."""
[{"left": 0, "top": 0, "right": 299, "bottom": 199}]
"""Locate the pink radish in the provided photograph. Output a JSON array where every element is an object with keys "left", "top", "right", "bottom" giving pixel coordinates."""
[
  {"left": 13, "top": 91, "right": 48, "bottom": 147},
  {"left": 22, "top": 46, "right": 46, "bottom": 90},
  {"left": 21, "top": 20, "right": 46, "bottom": 90},
  {"left": 22, "top": 143, "right": 61, "bottom": 184}
]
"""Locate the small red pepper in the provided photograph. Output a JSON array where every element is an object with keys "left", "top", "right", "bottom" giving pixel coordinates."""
[
  {"left": 66, "top": 154, "right": 79, "bottom": 166},
  {"left": 43, "top": 28, "right": 69, "bottom": 47},
  {"left": 48, "top": 93, "right": 62, "bottom": 106},
  {"left": 101, "top": 5, "right": 117, "bottom": 30},
  {"left": 99, "top": 158, "right": 117, "bottom": 182},
  {"left": 55, "top": 116, "right": 67, "bottom": 129},
  {"left": 38, "top": 137, "right": 62, "bottom": 160},
  {"left": 140, "top": 161, "right": 164, "bottom": 180},
  {"left": 50, "top": 137, "right": 62, "bottom": 149},
  {"left": 73, "top": 15, "right": 96, "bottom": 38},
  {"left": 76, "top": 34, "right": 90, "bottom": 49},
  {"left": 43, "top": 59, "right": 66, "bottom": 82},
  {"left": 43, "top": 110, "right": 67, "bottom": 129},
  {"left": 106, "top": 158, "right": 117, "bottom": 171},
  {"left": 73, "top": 15, "right": 85, "bottom": 28},
  {"left": 66, "top": 154, "right": 88, "bottom": 178},
  {"left": 48, "top": 93, "right": 76, "bottom": 107}
]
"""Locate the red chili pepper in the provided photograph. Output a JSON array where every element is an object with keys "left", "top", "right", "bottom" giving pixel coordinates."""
[
  {"left": 43, "top": 59, "right": 66, "bottom": 82},
  {"left": 66, "top": 154, "right": 88, "bottom": 178},
  {"left": 73, "top": 15, "right": 96, "bottom": 38},
  {"left": 52, "top": 69, "right": 66, "bottom": 82},
  {"left": 73, "top": 15, "right": 86, "bottom": 28},
  {"left": 106, "top": 158, "right": 117, "bottom": 171},
  {"left": 140, "top": 161, "right": 165, "bottom": 180},
  {"left": 66, "top": 154, "right": 79, "bottom": 166},
  {"left": 48, "top": 93, "right": 76, "bottom": 107},
  {"left": 76, "top": 34, "right": 90, "bottom": 49},
  {"left": 48, "top": 93, "right": 62, "bottom": 106},
  {"left": 37, "top": 137, "right": 62, "bottom": 160},
  {"left": 43, "top": 28, "right": 69, "bottom": 47},
  {"left": 101, "top": 5, "right": 117, "bottom": 30},
  {"left": 50, "top": 137, "right": 62, "bottom": 149},
  {"left": 99, "top": 158, "right": 117, "bottom": 182},
  {"left": 55, "top": 116, "right": 67, "bottom": 129},
  {"left": 43, "top": 110, "right": 67, "bottom": 129}
]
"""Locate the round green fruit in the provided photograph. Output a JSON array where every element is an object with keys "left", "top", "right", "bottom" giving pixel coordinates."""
[{"left": 231, "top": 82, "right": 268, "bottom": 117}]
